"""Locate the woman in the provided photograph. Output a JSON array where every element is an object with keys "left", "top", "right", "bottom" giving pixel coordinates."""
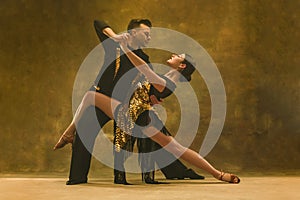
[{"left": 54, "top": 38, "right": 240, "bottom": 184}]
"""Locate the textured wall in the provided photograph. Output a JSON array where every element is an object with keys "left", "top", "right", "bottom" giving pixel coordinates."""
[{"left": 0, "top": 0, "right": 299, "bottom": 174}]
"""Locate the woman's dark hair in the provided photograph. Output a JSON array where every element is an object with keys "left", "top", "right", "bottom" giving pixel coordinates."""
[
  {"left": 179, "top": 53, "right": 196, "bottom": 82},
  {"left": 127, "top": 19, "right": 152, "bottom": 33}
]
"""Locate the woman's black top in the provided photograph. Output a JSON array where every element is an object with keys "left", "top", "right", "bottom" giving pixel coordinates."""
[
  {"left": 135, "top": 75, "right": 176, "bottom": 128},
  {"left": 149, "top": 75, "right": 176, "bottom": 101}
]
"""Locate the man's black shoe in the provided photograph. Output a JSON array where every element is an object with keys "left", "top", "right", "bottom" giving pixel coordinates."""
[
  {"left": 66, "top": 179, "right": 87, "bottom": 185},
  {"left": 183, "top": 169, "right": 205, "bottom": 179},
  {"left": 114, "top": 179, "right": 133, "bottom": 185},
  {"left": 142, "top": 172, "right": 168, "bottom": 184},
  {"left": 166, "top": 169, "right": 205, "bottom": 180},
  {"left": 144, "top": 177, "right": 168, "bottom": 184},
  {"left": 114, "top": 169, "right": 133, "bottom": 185}
]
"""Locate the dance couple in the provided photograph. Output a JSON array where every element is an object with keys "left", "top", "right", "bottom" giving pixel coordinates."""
[{"left": 54, "top": 18, "right": 240, "bottom": 185}]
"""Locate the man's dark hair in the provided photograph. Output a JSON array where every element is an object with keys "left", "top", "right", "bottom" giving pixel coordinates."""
[{"left": 127, "top": 19, "right": 152, "bottom": 33}]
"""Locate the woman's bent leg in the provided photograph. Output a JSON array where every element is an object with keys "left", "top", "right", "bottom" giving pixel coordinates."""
[
  {"left": 54, "top": 91, "right": 120, "bottom": 150},
  {"left": 73, "top": 91, "right": 120, "bottom": 124}
]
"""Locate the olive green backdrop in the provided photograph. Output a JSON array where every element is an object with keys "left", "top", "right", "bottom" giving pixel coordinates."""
[{"left": 0, "top": 0, "right": 299, "bottom": 175}]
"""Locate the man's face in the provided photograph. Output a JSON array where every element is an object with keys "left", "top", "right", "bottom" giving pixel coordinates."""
[{"left": 131, "top": 24, "right": 151, "bottom": 47}]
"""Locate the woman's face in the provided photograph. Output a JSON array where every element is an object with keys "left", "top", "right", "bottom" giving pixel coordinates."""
[{"left": 167, "top": 54, "right": 185, "bottom": 69}]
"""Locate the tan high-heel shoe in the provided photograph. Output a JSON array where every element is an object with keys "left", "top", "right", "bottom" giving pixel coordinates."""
[
  {"left": 218, "top": 171, "right": 240, "bottom": 184},
  {"left": 53, "top": 133, "right": 74, "bottom": 150}
]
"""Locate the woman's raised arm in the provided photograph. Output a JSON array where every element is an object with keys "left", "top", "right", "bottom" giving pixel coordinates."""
[{"left": 120, "top": 41, "right": 166, "bottom": 92}]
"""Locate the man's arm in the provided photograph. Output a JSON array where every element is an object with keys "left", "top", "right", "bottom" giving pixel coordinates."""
[
  {"left": 94, "top": 20, "right": 129, "bottom": 43},
  {"left": 93, "top": 20, "right": 118, "bottom": 88},
  {"left": 94, "top": 20, "right": 110, "bottom": 42}
]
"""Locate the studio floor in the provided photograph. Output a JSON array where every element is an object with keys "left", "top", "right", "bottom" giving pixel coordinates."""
[{"left": 0, "top": 174, "right": 299, "bottom": 200}]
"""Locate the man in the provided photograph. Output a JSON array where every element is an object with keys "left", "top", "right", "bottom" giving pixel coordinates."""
[{"left": 66, "top": 19, "right": 204, "bottom": 185}]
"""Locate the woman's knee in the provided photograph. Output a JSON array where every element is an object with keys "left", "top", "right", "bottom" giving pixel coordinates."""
[
  {"left": 83, "top": 91, "right": 94, "bottom": 105},
  {"left": 164, "top": 138, "right": 187, "bottom": 157}
]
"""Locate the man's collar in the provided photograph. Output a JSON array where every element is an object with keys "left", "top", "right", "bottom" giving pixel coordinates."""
[{"left": 128, "top": 45, "right": 142, "bottom": 52}]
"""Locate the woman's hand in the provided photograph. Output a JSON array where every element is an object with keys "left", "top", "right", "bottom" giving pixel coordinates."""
[
  {"left": 118, "top": 33, "right": 131, "bottom": 52},
  {"left": 112, "top": 33, "right": 130, "bottom": 43}
]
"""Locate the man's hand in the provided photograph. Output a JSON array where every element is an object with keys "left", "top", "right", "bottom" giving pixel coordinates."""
[{"left": 150, "top": 95, "right": 163, "bottom": 105}]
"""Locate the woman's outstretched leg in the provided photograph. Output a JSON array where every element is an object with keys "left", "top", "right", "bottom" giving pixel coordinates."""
[
  {"left": 54, "top": 91, "right": 120, "bottom": 150},
  {"left": 142, "top": 126, "right": 240, "bottom": 183}
]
